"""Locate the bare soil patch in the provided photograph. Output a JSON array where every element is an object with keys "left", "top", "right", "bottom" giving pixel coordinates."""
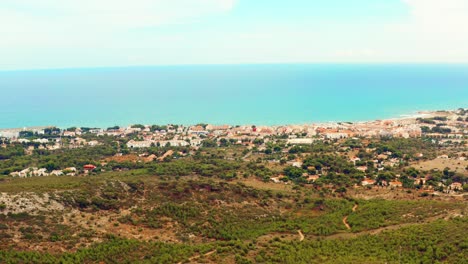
[{"left": 410, "top": 158, "right": 467, "bottom": 174}]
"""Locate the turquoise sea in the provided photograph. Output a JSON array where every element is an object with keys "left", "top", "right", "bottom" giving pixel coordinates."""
[{"left": 0, "top": 64, "right": 467, "bottom": 128}]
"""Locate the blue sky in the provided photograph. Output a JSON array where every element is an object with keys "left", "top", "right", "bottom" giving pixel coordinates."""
[{"left": 1, "top": 0, "right": 467, "bottom": 70}]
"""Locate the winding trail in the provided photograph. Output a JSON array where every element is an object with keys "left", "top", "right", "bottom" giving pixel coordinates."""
[
  {"left": 343, "top": 204, "right": 359, "bottom": 230},
  {"left": 257, "top": 209, "right": 461, "bottom": 243},
  {"left": 297, "top": 230, "right": 305, "bottom": 241},
  {"left": 242, "top": 151, "right": 252, "bottom": 161},
  {"left": 343, "top": 216, "right": 351, "bottom": 230},
  {"left": 177, "top": 250, "right": 216, "bottom": 264}
]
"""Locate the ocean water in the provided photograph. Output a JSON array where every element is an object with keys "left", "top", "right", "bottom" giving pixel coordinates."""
[{"left": 0, "top": 64, "right": 467, "bottom": 128}]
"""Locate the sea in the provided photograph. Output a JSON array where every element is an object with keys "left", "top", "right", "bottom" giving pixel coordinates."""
[{"left": 0, "top": 64, "right": 467, "bottom": 129}]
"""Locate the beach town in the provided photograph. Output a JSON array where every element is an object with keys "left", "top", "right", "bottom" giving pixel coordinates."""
[
  {"left": 1, "top": 109, "right": 466, "bottom": 194},
  {"left": 2, "top": 0, "right": 468, "bottom": 261}
]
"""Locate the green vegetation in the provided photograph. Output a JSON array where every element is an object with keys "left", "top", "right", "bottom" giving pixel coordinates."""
[
  {"left": 260, "top": 217, "right": 468, "bottom": 263},
  {"left": 0, "top": 144, "right": 117, "bottom": 175},
  {"left": 0, "top": 217, "right": 465, "bottom": 263},
  {"left": 347, "top": 200, "right": 462, "bottom": 232},
  {"left": 0, "top": 126, "right": 466, "bottom": 263}
]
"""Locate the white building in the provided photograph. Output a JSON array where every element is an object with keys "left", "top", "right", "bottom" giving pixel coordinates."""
[
  {"left": 127, "top": 140, "right": 153, "bottom": 148},
  {"left": 158, "top": 140, "right": 189, "bottom": 147},
  {"left": 287, "top": 138, "right": 315, "bottom": 145},
  {"left": 0, "top": 131, "right": 19, "bottom": 138},
  {"left": 50, "top": 170, "right": 64, "bottom": 176},
  {"left": 33, "top": 138, "right": 49, "bottom": 144}
]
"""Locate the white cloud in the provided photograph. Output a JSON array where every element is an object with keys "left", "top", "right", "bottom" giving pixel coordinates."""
[
  {"left": 402, "top": 0, "right": 468, "bottom": 35},
  {"left": 385, "top": 0, "right": 468, "bottom": 62},
  {"left": 1, "top": 0, "right": 467, "bottom": 69},
  {"left": 0, "top": 0, "right": 237, "bottom": 68},
  {"left": 0, "top": 0, "right": 237, "bottom": 43},
  {"left": 1, "top": 0, "right": 236, "bottom": 30}
]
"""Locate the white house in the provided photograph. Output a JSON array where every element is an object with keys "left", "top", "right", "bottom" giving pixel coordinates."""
[
  {"left": 33, "top": 138, "right": 49, "bottom": 144},
  {"left": 287, "top": 138, "right": 315, "bottom": 145},
  {"left": 50, "top": 170, "right": 64, "bottom": 176},
  {"left": 127, "top": 140, "right": 153, "bottom": 148},
  {"left": 158, "top": 140, "right": 189, "bottom": 147},
  {"left": 0, "top": 130, "right": 20, "bottom": 138},
  {"left": 33, "top": 168, "right": 49, "bottom": 177}
]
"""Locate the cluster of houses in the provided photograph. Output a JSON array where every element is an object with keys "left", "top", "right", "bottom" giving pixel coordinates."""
[
  {"left": 270, "top": 167, "right": 464, "bottom": 193},
  {"left": 126, "top": 139, "right": 194, "bottom": 149},
  {"left": 10, "top": 167, "right": 77, "bottom": 178},
  {"left": 0, "top": 134, "right": 101, "bottom": 153},
  {"left": 120, "top": 122, "right": 427, "bottom": 150},
  {"left": 361, "top": 177, "right": 463, "bottom": 192},
  {"left": 1, "top": 110, "right": 466, "bottom": 150},
  {"left": 266, "top": 146, "right": 466, "bottom": 193},
  {"left": 1, "top": 110, "right": 466, "bottom": 192},
  {"left": 360, "top": 178, "right": 403, "bottom": 188},
  {"left": 9, "top": 164, "right": 98, "bottom": 178}
]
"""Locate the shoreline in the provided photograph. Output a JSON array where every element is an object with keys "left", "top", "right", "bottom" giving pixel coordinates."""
[{"left": 0, "top": 108, "right": 462, "bottom": 131}]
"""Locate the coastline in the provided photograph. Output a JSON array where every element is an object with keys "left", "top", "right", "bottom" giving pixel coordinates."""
[{"left": 0, "top": 108, "right": 462, "bottom": 131}]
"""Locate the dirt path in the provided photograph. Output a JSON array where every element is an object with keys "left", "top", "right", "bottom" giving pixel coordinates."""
[
  {"left": 297, "top": 230, "right": 305, "bottom": 241},
  {"left": 242, "top": 151, "right": 252, "bottom": 161},
  {"left": 343, "top": 204, "right": 358, "bottom": 230},
  {"left": 257, "top": 209, "right": 460, "bottom": 243},
  {"left": 178, "top": 250, "right": 216, "bottom": 264},
  {"left": 343, "top": 216, "right": 351, "bottom": 230},
  {"left": 327, "top": 209, "right": 458, "bottom": 240}
]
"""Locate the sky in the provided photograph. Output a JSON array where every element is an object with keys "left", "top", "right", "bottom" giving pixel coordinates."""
[{"left": 1, "top": 0, "right": 468, "bottom": 70}]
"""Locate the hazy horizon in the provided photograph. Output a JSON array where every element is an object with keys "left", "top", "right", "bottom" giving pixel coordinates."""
[
  {"left": 2, "top": 0, "right": 468, "bottom": 70},
  {"left": 3, "top": 62, "right": 468, "bottom": 73}
]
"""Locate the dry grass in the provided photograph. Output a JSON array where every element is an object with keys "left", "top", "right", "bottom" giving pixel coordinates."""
[
  {"left": 410, "top": 157, "right": 468, "bottom": 173},
  {"left": 237, "top": 177, "right": 293, "bottom": 192},
  {"left": 103, "top": 154, "right": 140, "bottom": 163}
]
